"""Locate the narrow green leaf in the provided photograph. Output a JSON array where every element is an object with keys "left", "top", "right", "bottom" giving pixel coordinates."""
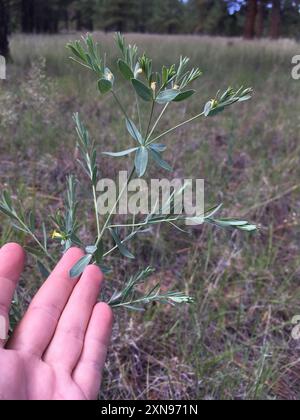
[
  {"left": 135, "top": 147, "right": 149, "bottom": 177},
  {"left": 204, "top": 203, "right": 223, "bottom": 219},
  {"left": 150, "top": 144, "right": 167, "bottom": 153},
  {"left": 162, "top": 66, "right": 168, "bottom": 85},
  {"left": 212, "top": 219, "right": 257, "bottom": 232},
  {"left": 42, "top": 222, "right": 48, "bottom": 251},
  {"left": 118, "top": 59, "right": 134, "bottom": 80},
  {"left": 94, "top": 240, "right": 104, "bottom": 264},
  {"left": 3, "top": 191, "right": 12, "bottom": 208},
  {"left": 126, "top": 119, "right": 143, "bottom": 145},
  {"left": 29, "top": 211, "right": 35, "bottom": 232},
  {"left": 238, "top": 95, "right": 252, "bottom": 102},
  {"left": 132, "top": 78, "right": 153, "bottom": 102},
  {"left": 156, "top": 89, "right": 180, "bottom": 104},
  {"left": 151, "top": 150, "right": 173, "bottom": 172},
  {"left": 172, "top": 90, "right": 195, "bottom": 102},
  {"left": 0, "top": 205, "right": 17, "bottom": 220},
  {"left": 103, "top": 148, "right": 138, "bottom": 157},
  {"left": 12, "top": 224, "right": 29, "bottom": 234},
  {"left": 204, "top": 101, "right": 225, "bottom": 117},
  {"left": 98, "top": 78, "right": 112, "bottom": 95},
  {"left": 120, "top": 305, "right": 145, "bottom": 312},
  {"left": 109, "top": 228, "right": 135, "bottom": 259},
  {"left": 67, "top": 44, "right": 85, "bottom": 62},
  {"left": 214, "top": 219, "right": 248, "bottom": 227},
  {"left": 24, "top": 246, "right": 44, "bottom": 258},
  {"left": 238, "top": 224, "right": 257, "bottom": 232},
  {"left": 70, "top": 254, "right": 93, "bottom": 278}
]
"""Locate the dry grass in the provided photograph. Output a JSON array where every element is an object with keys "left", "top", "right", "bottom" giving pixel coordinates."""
[{"left": 1, "top": 32, "right": 300, "bottom": 400}]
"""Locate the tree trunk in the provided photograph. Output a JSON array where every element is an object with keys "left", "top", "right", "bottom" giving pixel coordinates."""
[
  {"left": 75, "top": 11, "right": 82, "bottom": 31},
  {"left": 0, "top": 0, "right": 10, "bottom": 58},
  {"left": 244, "top": 0, "right": 258, "bottom": 39},
  {"left": 270, "top": 0, "right": 281, "bottom": 39},
  {"left": 255, "top": 0, "right": 265, "bottom": 38},
  {"left": 21, "top": 0, "right": 35, "bottom": 33},
  {"left": 64, "top": 10, "right": 69, "bottom": 31}
]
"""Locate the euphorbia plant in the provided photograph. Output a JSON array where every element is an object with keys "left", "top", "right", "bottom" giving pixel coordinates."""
[{"left": 0, "top": 33, "right": 257, "bottom": 311}]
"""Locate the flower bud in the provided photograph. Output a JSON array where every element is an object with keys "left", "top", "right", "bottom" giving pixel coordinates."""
[{"left": 151, "top": 82, "right": 157, "bottom": 92}]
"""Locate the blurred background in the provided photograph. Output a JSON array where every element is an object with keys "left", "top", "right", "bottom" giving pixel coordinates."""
[
  {"left": 1, "top": 0, "right": 300, "bottom": 400},
  {"left": 1, "top": 1, "right": 300, "bottom": 57}
]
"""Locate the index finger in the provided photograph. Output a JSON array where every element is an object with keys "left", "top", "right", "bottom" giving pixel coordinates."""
[
  {"left": 8, "top": 247, "right": 84, "bottom": 356},
  {"left": 0, "top": 243, "right": 25, "bottom": 346}
]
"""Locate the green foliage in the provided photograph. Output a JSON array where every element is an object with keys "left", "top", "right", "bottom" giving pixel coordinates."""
[
  {"left": 0, "top": 33, "right": 257, "bottom": 312},
  {"left": 67, "top": 34, "right": 105, "bottom": 77},
  {"left": 204, "top": 87, "right": 253, "bottom": 117},
  {"left": 109, "top": 267, "right": 195, "bottom": 310},
  {"left": 3, "top": 0, "right": 300, "bottom": 40},
  {"left": 148, "top": 0, "right": 185, "bottom": 34},
  {"left": 101, "top": 0, "right": 140, "bottom": 32},
  {"left": 51, "top": 175, "right": 81, "bottom": 252},
  {"left": 132, "top": 79, "right": 153, "bottom": 102},
  {"left": 2, "top": 31, "right": 299, "bottom": 400}
]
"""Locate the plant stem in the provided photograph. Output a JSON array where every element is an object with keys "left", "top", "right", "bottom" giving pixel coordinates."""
[
  {"left": 31, "top": 234, "right": 55, "bottom": 263},
  {"left": 146, "top": 103, "right": 169, "bottom": 142},
  {"left": 16, "top": 216, "right": 55, "bottom": 264},
  {"left": 135, "top": 93, "right": 142, "bottom": 134},
  {"left": 145, "top": 100, "right": 155, "bottom": 140},
  {"left": 96, "top": 167, "right": 135, "bottom": 246},
  {"left": 109, "top": 294, "right": 171, "bottom": 308},
  {"left": 92, "top": 184, "right": 101, "bottom": 239},
  {"left": 103, "top": 227, "right": 142, "bottom": 258},
  {"left": 110, "top": 297, "right": 149, "bottom": 308},
  {"left": 106, "top": 213, "right": 193, "bottom": 232},
  {"left": 147, "top": 111, "right": 205, "bottom": 146},
  {"left": 112, "top": 90, "right": 142, "bottom": 145},
  {"left": 112, "top": 90, "right": 131, "bottom": 121}
]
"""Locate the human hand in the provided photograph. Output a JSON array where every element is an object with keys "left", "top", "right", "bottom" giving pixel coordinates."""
[{"left": 0, "top": 243, "right": 113, "bottom": 400}]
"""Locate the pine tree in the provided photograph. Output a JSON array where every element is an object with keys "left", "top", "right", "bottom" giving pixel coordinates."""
[
  {"left": 150, "top": 0, "right": 184, "bottom": 34},
  {"left": 102, "top": 0, "right": 139, "bottom": 32},
  {"left": 281, "top": 0, "right": 300, "bottom": 39},
  {"left": 244, "top": 0, "right": 258, "bottom": 39},
  {"left": 72, "top": 0, "right": 96, "bottom": 31},
  {"left": 270, "top": 0, "right": 281, "bottom": 39},
  {"left": 2, "top": 0, "right": 300, "bottom": 39},
  {"left": 135, "top": 0, "right": 154, "bottom": 33},
  {"left": 255, "top": 0, "right": 266, "bottom": 38},
  {"left": 189, "top": 0, "right": 230, "bottom": 35},
  {"left": 202, "top": 1, "right": 229, "bottom": 35}
]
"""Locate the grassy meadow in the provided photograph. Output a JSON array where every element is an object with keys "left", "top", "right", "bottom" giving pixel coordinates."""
[{"left": 1, "top": 32, "right": 300, "bottom": 400}]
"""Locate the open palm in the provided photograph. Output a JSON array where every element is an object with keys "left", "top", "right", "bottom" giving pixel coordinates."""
[{"left": 0, "top": 243, "right": 113, "bottom": 400}]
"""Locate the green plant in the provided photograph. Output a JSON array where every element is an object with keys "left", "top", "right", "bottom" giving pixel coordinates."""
[{"left": 0, "top": 33, "right": 257, "bottom": 311}]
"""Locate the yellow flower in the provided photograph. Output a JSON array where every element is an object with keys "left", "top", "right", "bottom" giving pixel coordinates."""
[
  {"left": 51, "top": 230, "right": 64, "bottom": 240},
  {"left": 211, "top": 99, "right": 218, "bottom": 108},
  {"left": 137, "top": 68, "right": 143, "bottom": 75}
]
